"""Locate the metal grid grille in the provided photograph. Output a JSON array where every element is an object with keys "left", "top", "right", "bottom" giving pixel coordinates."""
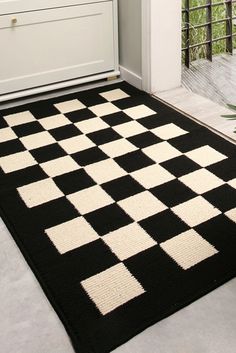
[{"left": 182, "top": 0, "right": 236, "bottom": 67}]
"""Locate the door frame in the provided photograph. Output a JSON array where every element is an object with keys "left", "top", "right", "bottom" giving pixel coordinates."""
[{"left": 141, "top": 0, "right": 182, "bottom": 94}]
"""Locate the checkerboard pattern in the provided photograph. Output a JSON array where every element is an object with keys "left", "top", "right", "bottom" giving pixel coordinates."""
[{"left": 0, "top": 83, "right": 236, "bottom": 353}]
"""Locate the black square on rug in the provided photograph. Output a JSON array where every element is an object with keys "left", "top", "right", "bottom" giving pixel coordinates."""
[{"left": 0, "top": 82, "right": 235, "bottom": 353}]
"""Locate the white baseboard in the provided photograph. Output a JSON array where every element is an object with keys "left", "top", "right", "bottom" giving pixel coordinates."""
[
  {"left": 0, "top": 71, "right": 120, "bottom": 103},
  {"left": 0, "top": 78, "right": 123, "bottom": 110},
  {"left": 119, "top": 66, "right": 142, "bottom": 90}
]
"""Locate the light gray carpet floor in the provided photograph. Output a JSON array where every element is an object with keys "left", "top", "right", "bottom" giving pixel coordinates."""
[{"left": 1, "top": 217, "right": 236, "bottom": 353}]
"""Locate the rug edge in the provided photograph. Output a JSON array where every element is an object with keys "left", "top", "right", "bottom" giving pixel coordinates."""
[
  {"left": 106, "top": 269, "right": 236, "bottom": 353},
  {"left": 1, "top": 200, "right": 235, "bottom": 353},
  {"left": 0, "top": 201, "right": 93, "bottom": 353}
]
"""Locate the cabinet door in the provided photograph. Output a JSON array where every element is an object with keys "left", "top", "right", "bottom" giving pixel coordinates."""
[
  {"left": 0, "top": 2, "right": 115, "bottom": 95},
  {"left": 0, "top": 0, "right": 108, "bottom": 14}
]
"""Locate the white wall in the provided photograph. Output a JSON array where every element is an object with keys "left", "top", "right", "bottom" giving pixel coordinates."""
[
  {"left": 118, "top": 0, "right": 182, "bottom": 93},
  {"left": 146, "top": 0, "right": 182, "bottom": 93},
  {"left": 118, "top": 0, "right": 142, "bottom": 88}
]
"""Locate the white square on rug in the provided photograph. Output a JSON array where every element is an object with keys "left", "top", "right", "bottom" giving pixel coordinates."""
[
  {"left": 0, "top": 151, "right": 37, "bottom": 173},
  {"left": 85, "top": 159, "right": 126, "bottom": 184},
  {"left": 152, "top": 123, "right": 188, "bottom": 140},
  {"left": 131, "top": 164, "right": 175, "bottom": 188},
  {"left": 17, "top": 178, "right": 64, "bottom": 208},
  {"left": 75, "top": 118, "right": 109, "bottom": 134},
  {"left": 40, "top": 156, "right": 79, "bottom": 177},
  {"left": 67, "top": 185, "right": 114, "bottom": 214},
  {"left": 54, "top": 99, "right": 86, "bottom": 113},
  {"left": 4, "top": 111, "right": 36, "bottom": 127},
  {"left": 100, "top": 139, "right": 137, "bottom": 158},
  {"left": 81, "top": 263, "right": 145, "bottom": 315},
  {"left": 228, "top": 179, "right": 236, "bottom": 189},
  {"left": 118, "top": 191, "right": 167, "bottom": 222},
  {"left": 185, "top": 145, "right": 227, "bottom": 167},
  {"left": 103, "top": 223, "right": 157, "bottom": 260},
  {"left": 143, "top": 141, "right": 182, "bottom": 163},
  {"left": 45, "top": 217, "right": 99, "bottom": 254},
  {"left": 100, "top": 89, "right": 130, "bottom": 102},
  {"left": 39, "top": 114, "right": 71, "bottom": 130},
  {"left": 113, "top": 121, "right": 147, "bottom": 138},
  {"left": 124, "top": 105, "right": 156, "bottom": 120},
  {"left": 89, "top": 103, "right": 120, "bottom": 117},
  {"left": 59, "top": 135, "right": 95, "bottom": 154},
  {"left": 160, "top": 229, "right": 218, "bottom": 270},
  {"left": 225, "top": 208, "right": 236, "bottom": 223},
  {"left": 0, "top": 127, "right": 17, "bottom": 143},
  {"left": 179, "top": 169, "right": 224, "bottom": 194},
  {"left": 171, "top": 196, "right": 221, "bottom": 227},
  {"left": 20, "top": 131, "right": 55, "bottom": 150}
]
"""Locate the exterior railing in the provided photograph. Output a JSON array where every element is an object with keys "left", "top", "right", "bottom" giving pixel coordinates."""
[{"left": 182, "top": 0, "right": 236, "bottom": 67}]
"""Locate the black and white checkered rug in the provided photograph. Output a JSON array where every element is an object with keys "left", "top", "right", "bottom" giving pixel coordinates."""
[{"left": 0, "top": 82, "right": 236, "bottom": 353}]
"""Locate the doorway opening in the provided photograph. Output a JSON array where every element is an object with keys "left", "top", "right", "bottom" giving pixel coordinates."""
[{"left": 181, "top": 0, "right": 236, "bottom": 106}]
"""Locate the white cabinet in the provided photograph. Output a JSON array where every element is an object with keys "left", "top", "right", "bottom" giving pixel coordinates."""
[
  {"left": 0, "top": 0, "right": 119, "bottom": 97},
  {"left": 0, "top": 0, "right": 109, "bottom": 13}
]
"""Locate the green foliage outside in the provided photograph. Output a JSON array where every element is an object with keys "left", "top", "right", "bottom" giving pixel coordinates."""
[
  {"left": 182, "top": 0, "right": 236, "bottom": 62},
  {"left": 222, "top": 105, "right": 236, "bottom": 133}
]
